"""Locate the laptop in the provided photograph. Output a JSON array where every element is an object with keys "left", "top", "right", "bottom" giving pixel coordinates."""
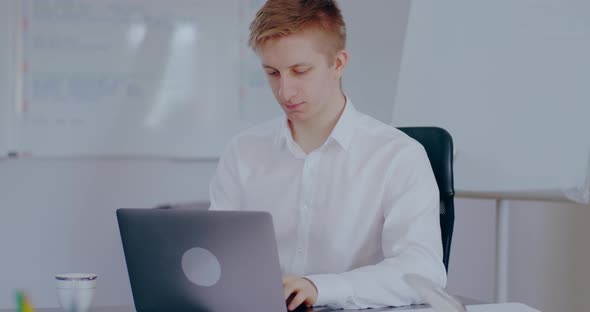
[
  {"left": 116, "top": 208, "right": 289, "bottom": 312},
  {"left": 116, "top": 208, "right": 428, "bottom": 312}
]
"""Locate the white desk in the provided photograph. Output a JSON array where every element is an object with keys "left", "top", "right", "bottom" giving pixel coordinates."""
[
  {"left": 0, "top": 302, "right": 540, "bottom": 312},
  {"left": 399, "top": 303, "right": 540, "bottom": 312},
  {"left": 318, "top": 303, "right": 540, "bottom": 311}
]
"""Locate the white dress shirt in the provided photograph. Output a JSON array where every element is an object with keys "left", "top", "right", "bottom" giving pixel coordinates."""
[{"left": 209, "top": 98, "right": 447, "bottom": 309}]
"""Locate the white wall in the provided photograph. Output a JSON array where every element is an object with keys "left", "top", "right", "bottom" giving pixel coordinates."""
[
  {"left": 450, "top": 200, "right": 590, "bottom": 312},
  {"left": 448, "top": 199, "right": 590, "bottom": 312},
  {"left": 507, "top": 201, "right": 590, "bottom": 311},
  {"left": 447, "top": 198, "right": 497, "bottom": 303},
  {"left": 0, "top": 160, "right": 216, "bottom": 307}
]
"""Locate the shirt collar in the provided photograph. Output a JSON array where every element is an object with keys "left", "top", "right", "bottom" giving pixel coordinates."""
[
  {"left": 274, "top": 118, "right": 290, "bottom": 148},
  {"left": 329, "top": 96, "right": 358, "bottom": 151},
  {"left": 274, "top": 95, "right": 358, "bottom": 152}
]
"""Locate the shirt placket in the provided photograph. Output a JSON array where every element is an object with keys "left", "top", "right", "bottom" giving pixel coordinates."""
[{"left": 291, "top": 150, "right": 320, "bottom": 275}]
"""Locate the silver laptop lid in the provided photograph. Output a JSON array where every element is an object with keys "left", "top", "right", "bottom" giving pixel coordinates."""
[{"left": 117, "top": 208, "right": 287, "bottom": 312}]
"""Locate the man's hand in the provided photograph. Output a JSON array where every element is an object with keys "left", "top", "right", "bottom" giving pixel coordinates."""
[{"left": 282, "top": 275, "right": 318, "bottom": 311}]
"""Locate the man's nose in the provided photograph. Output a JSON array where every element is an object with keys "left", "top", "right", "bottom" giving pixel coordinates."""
[{"left": 278, "top": 76, "right": 297, "bottom": 101}]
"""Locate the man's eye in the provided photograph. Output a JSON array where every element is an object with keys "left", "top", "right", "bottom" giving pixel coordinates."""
[
  {"left": 294, "top": 69, "right": 309, "bottom": 75},
  {"left": 267, "top": 71, "right": 279, "bottom": 77}
]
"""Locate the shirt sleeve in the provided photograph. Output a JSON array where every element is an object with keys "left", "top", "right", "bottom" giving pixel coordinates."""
[
  {"left": 209, "top": 138, "right": 243, "bottom": 211},
  {"left": 306, "top": 142, "right": 447, "bottom": 309}
]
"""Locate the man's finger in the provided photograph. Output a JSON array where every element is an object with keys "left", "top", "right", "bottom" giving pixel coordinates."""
[
  {"left": 283, "top": 282, "right": 297, "bottom": 300},
  {"left": 288, "top": 291, "right": 307, "bottom": 311}
]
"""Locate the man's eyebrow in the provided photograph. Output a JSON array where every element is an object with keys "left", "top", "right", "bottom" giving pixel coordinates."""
[
  {"left": 262, "top": 63, "right": 312, "bottom": 69},
  {"left": 290, "top": 63, "right": 312, "bottom": 68}
]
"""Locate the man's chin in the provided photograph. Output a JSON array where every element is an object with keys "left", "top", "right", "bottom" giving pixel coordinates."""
[{"left": 286, "top": 112, "right": 310, "bottom": 123}]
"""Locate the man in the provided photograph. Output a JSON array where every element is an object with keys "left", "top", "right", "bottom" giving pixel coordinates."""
[{"left": 209, "top": 0, "right": 446, "bottom": 310}]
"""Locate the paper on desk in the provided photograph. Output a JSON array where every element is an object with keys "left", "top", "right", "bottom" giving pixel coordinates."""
[
  {"left": 383, "top": 303, "right": 541, "bottom": 312},
  {"left": 468, "top": 303, "right": 541, "bottom": 312}
]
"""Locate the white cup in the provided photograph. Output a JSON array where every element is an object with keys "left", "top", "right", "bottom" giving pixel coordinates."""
[{"left": 55, "top": 273, "right": 97, "bottom": 312}]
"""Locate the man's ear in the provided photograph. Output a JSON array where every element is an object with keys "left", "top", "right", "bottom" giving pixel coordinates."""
[{"left": 334, "top": 49, "right": 348, "bottom": 79}]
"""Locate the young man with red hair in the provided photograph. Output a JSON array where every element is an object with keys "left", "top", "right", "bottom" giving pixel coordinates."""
[{"left": 210, "top": 1, "right": 446, "bottom": 310}]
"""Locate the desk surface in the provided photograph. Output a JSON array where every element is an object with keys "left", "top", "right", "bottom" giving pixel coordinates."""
[
  {"left": 0, "top": 302, "right": 540, "bottom": 312},
  {"left": 0, "top": 307, "right": 425, "bottom": 312}
]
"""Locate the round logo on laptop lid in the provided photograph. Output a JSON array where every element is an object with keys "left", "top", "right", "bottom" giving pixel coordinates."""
[{"left": 181, "top": 247, "right": 221, "bottom": 287}]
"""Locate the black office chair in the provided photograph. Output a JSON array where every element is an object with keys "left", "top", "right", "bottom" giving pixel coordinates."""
[{"left": 398, "top": 127, "right": 455, "bottom": 272}]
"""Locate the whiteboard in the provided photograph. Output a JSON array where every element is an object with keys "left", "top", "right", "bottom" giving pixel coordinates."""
[
  {"left": 0, "top": 0, "right": 406, "bottom": 159},
  {"left": 393, "top": 0, "right": 590, "bottom": 203},
  {"left": 0, "top": 0, "right": 16, "bottom": 155},
  {"left": 19, "top": 0, "right": 255, "bottom": 158}
]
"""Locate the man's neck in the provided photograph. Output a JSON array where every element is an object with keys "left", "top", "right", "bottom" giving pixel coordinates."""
[{"left": 290, "top": 92, "right": 346, "bottom": 154}]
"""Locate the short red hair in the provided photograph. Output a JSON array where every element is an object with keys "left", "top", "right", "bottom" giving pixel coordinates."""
[{"left": 249, "top": 0, "right": 346, "bottom": 61}]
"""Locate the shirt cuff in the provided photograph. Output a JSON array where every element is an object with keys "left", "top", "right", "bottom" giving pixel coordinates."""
[{"left": 305, "top": 273, "right": 354, "bottom": 307}]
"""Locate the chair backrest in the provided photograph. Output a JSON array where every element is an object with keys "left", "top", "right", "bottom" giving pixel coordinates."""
[{"left": 397, "top": 127, "right": 455, "bottom": 272}]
